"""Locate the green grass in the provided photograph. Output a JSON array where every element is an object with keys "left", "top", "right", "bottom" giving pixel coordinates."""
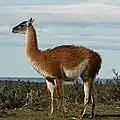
[{"left": 0, "top": 103, "right": 120, "bottom": 120}]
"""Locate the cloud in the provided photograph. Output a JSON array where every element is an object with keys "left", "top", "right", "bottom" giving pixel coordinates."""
[
  {"left": 0, "top": 42, "right": 25, "bottom": 47},
  {"left": 0, "top": 0, "right": 82, "bottom": 5},
  {"left": 89, "top": 0, "right": 120, "bottom": 6},
  {"left": 0, "top": 3, "right": 120, "bottom": 42},
  {"left": 0, "top": 26, "right": 11, "bottom": 35},
  {"left": 1, "top": 2, "right": 120, "bottom": 53},
  {"left": 1, "top": 3, "right": 120, "bottom": 26}
]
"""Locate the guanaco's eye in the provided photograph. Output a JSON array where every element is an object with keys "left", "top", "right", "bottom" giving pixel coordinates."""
[{"left": 18, "top": 25, "right": 22, "bottom": 29}]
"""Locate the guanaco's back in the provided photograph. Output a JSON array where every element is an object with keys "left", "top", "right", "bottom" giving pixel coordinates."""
[{"left": 27, "top": 45, "right": 102, "bottom": 81}]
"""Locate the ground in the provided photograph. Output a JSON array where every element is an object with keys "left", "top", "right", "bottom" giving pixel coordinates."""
[{"left": 0, "top": 103, "right": 120, "bottom": 120}]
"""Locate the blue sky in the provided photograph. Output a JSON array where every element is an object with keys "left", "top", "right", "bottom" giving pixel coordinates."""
[
  {"left": 0, "top": 0, "right": 82, "bottom": 5},
  {"left": 0, "top": 0, "right": 120, "bottom": 78}
]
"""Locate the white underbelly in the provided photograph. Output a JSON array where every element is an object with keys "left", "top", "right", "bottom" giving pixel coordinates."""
[{"left": 63, "top": 59, "right": 89, "bottom": 79}]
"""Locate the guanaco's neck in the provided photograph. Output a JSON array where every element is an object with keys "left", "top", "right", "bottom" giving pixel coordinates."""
[{"left": 25, "top": 25, "right": 39, "bottom": 57}]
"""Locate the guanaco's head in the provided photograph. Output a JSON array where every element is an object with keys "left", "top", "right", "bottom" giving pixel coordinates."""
[{"left": 12, "top": 17, "right": 35, "bottom": 34}]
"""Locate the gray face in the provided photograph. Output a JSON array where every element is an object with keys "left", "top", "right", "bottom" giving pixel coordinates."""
[
  {"left": 12, "top": 18, "right": 35, "bottom": 34},
  {"left": 12, "top": 21, "right": 28, "bottom": 34}
]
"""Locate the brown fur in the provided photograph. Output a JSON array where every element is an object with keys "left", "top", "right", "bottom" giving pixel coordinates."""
[
  {"left": 27, "top": 42, "right": 102, "bottom": 80},
  {"left": 12, "top": 19, "right": 102, "bottom": 118}
]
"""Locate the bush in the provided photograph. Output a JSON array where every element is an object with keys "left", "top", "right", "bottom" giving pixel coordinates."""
[{"left": 111, "top": 69, "right": 120, "bottom": 102}]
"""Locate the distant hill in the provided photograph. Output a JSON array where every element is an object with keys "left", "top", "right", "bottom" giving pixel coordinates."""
[
  {"left": 0, "top": 77, "right": 113, "bottom": 84},
  {"left": 0, "top": 77, "right": 45, "bottom": 83}
]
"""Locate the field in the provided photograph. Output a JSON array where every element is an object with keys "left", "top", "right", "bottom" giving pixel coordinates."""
[
  {"left": 0, "top": 70, "right": 120, "bottom": 120},
  {"left": 0, "top": 103, "right": 119, "bottom": 120}
]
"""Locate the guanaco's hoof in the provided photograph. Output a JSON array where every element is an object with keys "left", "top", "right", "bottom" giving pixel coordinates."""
[{"left": 89, "top": 115, "right": 96, "bottom": 120}]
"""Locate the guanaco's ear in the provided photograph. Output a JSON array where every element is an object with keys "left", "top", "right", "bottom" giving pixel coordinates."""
[{"left": 27, "top": 17, "right": 35, "bottom": 26}]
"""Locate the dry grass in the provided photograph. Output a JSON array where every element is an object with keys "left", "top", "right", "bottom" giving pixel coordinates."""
[
  {"left": 0, "top": 69, "right": 120, "bottom": 120},
  {"left": 0, "top": 103, "right": 120, "bottom": 120}
]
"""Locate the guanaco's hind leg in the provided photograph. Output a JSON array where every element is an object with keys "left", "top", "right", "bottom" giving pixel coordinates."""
[
  {"left": 90, "top": 83, "right": 97, "bottom": 119},
  {"left": 81, "top": 78, "right": 94, "bottom": 118}
]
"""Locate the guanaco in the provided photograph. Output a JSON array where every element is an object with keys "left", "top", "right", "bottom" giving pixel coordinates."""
[{"left": 12, "top": 18, "right": 102, "bottom": 119}]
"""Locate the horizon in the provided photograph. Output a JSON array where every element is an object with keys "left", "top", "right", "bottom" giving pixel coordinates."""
[
  {"left": 0, "top": 76, "right": 114, "bottom": 85},
  {"left": 0, "top": 76, "right": 114, "bottom": 84},
  {"left": 0, "top": 76, "right": 114, "bottom": 81},
  {"left": 0, "top": 76, "right": 113, "bottom": 79}
]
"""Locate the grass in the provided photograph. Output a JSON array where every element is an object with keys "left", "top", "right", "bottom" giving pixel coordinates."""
[
  {"left": 0, "top": 103, "right": 120, "bottom": 120},
  {"left": 0, "top": 69, "right": 120, "bottom": 120}
]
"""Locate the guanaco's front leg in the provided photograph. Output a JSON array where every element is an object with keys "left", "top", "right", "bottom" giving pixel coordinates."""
[
  {"left": 45, "top": 79, "right": 55, "bottom": 115},
  {"left": 56, "top": 79, "right": 66, "bottom": 113}
]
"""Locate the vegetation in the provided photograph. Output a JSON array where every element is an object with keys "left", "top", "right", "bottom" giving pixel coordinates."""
[{"left": 0, "top": 70, "right": 119, "bottom": 119}]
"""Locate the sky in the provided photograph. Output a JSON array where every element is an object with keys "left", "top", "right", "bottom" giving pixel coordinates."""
[{"left": 0, "top": 0, "right": 120, "bottom": 78}]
